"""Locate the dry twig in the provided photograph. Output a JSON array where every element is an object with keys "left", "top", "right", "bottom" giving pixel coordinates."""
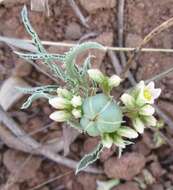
[
  {"left": 0, "top": 106, "right": 103, "bottom": 174},
  {"left": 68, "top": 0, "right": 89, "bottom": 28},
  {"left": 121, "top": 17, "right": 173, "bottom": 78}
]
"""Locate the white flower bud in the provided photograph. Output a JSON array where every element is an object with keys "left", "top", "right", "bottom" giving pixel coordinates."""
[
  {"left": 72, "top": 109, "right": 82, "bottom": 119},
  {"left": 117, "top": 127, "right": 138, "bottom": 139},
  {"left": 108, "top": 75, "right": 122, "bottom": 88},
  {"left": 143, "top": 115, "right": 157, "bottom": 126},
  {"left": 49, "top": 97, "right": 71, "bottom": 109},
  {"left": 101, "top": 134, "right": 113, "bottom": 148},
  {"left": 132, "top": 117, "right": 145, "bottom": 134},
  {"left": 113, "top": 135, "right": 126, "bottom": 148},
  {"left": 139, "top": 105, "right": 155, "bottom": 116},
  {"left": 120, "top": 93, "right": 135, "bottom": 109},
  {"left": 49, "top": 111, "right": 71, "bottom": 122},
  {"left": 71, "top": 96, "right": 82, "bottom": 108},
  {"left": 87, "top": 69, "right": 105, "bottom": 83},
  {"left": 57, "top": 88, "right": 72, "bottom": 100}
]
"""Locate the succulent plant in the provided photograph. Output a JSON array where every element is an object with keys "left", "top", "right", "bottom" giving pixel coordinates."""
[
  {"left": 80, "top": 93, "right": 123, "bottom": 136},
  {"left": 14, "top": 6, "right": 162, "bottom": 174}
]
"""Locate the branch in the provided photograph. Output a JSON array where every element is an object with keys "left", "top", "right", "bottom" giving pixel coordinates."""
[{"left": 0, "top": 106, "right": 103, "bottom": 174}]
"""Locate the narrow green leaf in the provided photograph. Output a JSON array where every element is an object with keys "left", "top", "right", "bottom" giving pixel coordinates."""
[
  {"left": 14, "top": 51, "right": 65, "bottom": 62},
  {"left": 21, "top": 92, "right": 53, "bottom": 109},
  {"left": 64, "top": 42, "right": 106, "bottom": 79},
  {"left": 80, "top": 55, "right": 93, "bottom": 77},
  {"left": 16, "top": 85, "right": 58, "bottom": 94},
  {"left": 76, "top": 143, "right": 103, "bottom": 174},
  {"left": 21, "top": 5, "right": 46, "bottom": 54}
]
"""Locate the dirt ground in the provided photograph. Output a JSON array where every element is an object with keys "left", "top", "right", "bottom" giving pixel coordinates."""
[{"left": 0, "top": 0, "right": 173, "bottom": 190}]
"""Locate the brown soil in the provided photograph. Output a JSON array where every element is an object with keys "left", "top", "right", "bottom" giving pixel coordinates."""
[{"left": 0, "top": 0, "right": 173, "bottom": 190}]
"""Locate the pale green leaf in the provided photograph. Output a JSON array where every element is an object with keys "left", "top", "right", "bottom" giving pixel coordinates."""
[{"left": 76, "top": 143, "right": 103, "bottom": 174}]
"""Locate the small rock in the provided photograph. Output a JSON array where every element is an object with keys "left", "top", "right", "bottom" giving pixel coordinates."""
[
  {"left": 149, "top": 162, "right": 165, "bottom": 178},
  {"left": 132, "top": 141, "right": 151, "bottom": 156},
  {"left": 150, "top": 184, "right": 164, "bottom": 190},
  {"left": 100, "top": 146, "right": 116, "bottom": 162},
  {"left": 77, "top": 173, "right": 96, "bottom": 190},
  {"left": 13, "top": 59, "right": 32, "bottom": 77},
  {"left": 83, "top": 137, "right": 99, "bottom": 154},
  {"left": 112, "top": 182, "right": 139, "bottom": 190},
  {"left": 79, "top": 0, "right": 116, "bottom": 13},
  {"left": 72, "top": 180, "right": 83, "bottom": 190},
  {"left": 3, "top": 149, "right": 42, "bottom": 182},
  {"left": 65, "top": 22, "right": 82, "bottom": 40},
  {"left": 104, "top": 153, "right": 146, "bottom": 180}
]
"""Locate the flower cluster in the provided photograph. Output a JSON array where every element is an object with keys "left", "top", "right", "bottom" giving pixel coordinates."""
[
  {"left": 49, "top": 88, "right": 83, "bottom": 122},
  {"left": 121, "top": 81, "right": 161, "bottom": 134}
]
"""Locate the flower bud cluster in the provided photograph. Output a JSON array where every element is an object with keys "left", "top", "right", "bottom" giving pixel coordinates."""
[
  {"left": 101, "top": 126, "right": 138, "bottom": 149},
  {"left": 87, "top": 69, "right": 122, "bottom": 93},
  {"left": 120, "top": 81, "right": 161, "bottom": 134},
  {"left": 49, "top": 88, "right": 82, "bottom": 122}
]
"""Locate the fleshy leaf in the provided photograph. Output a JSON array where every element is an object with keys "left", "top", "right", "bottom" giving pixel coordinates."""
[{"left": 76, "top": 143, "right": 103, "bottom": 174}]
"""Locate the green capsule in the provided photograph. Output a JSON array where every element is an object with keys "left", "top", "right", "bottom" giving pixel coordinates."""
[{"left": 80, "top": 93, "right": 123, "bottom": 136}]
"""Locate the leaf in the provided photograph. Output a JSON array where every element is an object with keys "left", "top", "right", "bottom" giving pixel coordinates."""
[
  {"left": 16, "top": 85, "right": 58, "bottom": 94},
  {"left": 21, "top": 5, "right": 46, "bottom": 54},
  {"left": 21, "top": 6, "right": 66, "bottom": 80},
  {"left": 80, "top": 54, "right": 94, "bottom": 77},
  {"left": 76, "top": 143, "right": 103, "bottom": 174},
  {"left": 64, "top": 42, "right": 106, "bottom": 80},
  {"left": 14, "top": 51, "right": 65, "bottom": 62},
  {"left": 21, "top": 92, "right": 53, "bottom": 109}
]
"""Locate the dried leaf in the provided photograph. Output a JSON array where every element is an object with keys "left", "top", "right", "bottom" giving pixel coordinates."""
[
  {"left": 0, "top": 77, "right": 30, "bottom": 111},
  {"left": 62, "top": 125, "right": 79, "bottom": 156},
  {"left": 31, "top": 0, "right": 49, "bottom": 15}
]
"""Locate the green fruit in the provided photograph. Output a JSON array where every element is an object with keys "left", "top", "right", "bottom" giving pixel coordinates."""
[{"left": 80, "top": 93, "right": 123, "bottom": 136}]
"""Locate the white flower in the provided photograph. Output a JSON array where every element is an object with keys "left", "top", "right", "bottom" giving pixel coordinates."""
[
  {"left": 132, "top": 117, "right": 145, "bottom": 134},
  {"left": 57, "top": 88, "right": 72, "bottom": 100},
  {"left": 72, "top": 109, "right": 82, "bottom": 119},
  {"left": 96, "top": 179, "right": 120, "bottom": 190},
  {"left": 143, "top": 115, "right": 157, "bottom": 126},
  {"left": 139, "top": 104, "right": 155, "bottom": 116},
  {"left": 49, "top": 97, "right": 71, "bottom": 109},
  {"left": 101, "top": 134, "right": 113, "bottom": 148},
  {"left": 108, "top": 75, "right": 122, "bottom": 88},
  {"left": 136, "top": 81, "right": 161, "bottom": 105},
  {"left": 117, "top": 126, "right": 138, "bottom": 139},
  {"left": 87, "top": 69, "right": 105, "bottom": 83},
  {"left": 71, "top": 96, "right": 82, "bottom": 108},
  {"left": 49, "top": 111, "right": 71, "bottom": 122},
  {"left": 120, "top": 93, "right": 135, "bottom": 109},
  {"left": 113, "top": 135, "right": 126, "bottom": 148}
]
